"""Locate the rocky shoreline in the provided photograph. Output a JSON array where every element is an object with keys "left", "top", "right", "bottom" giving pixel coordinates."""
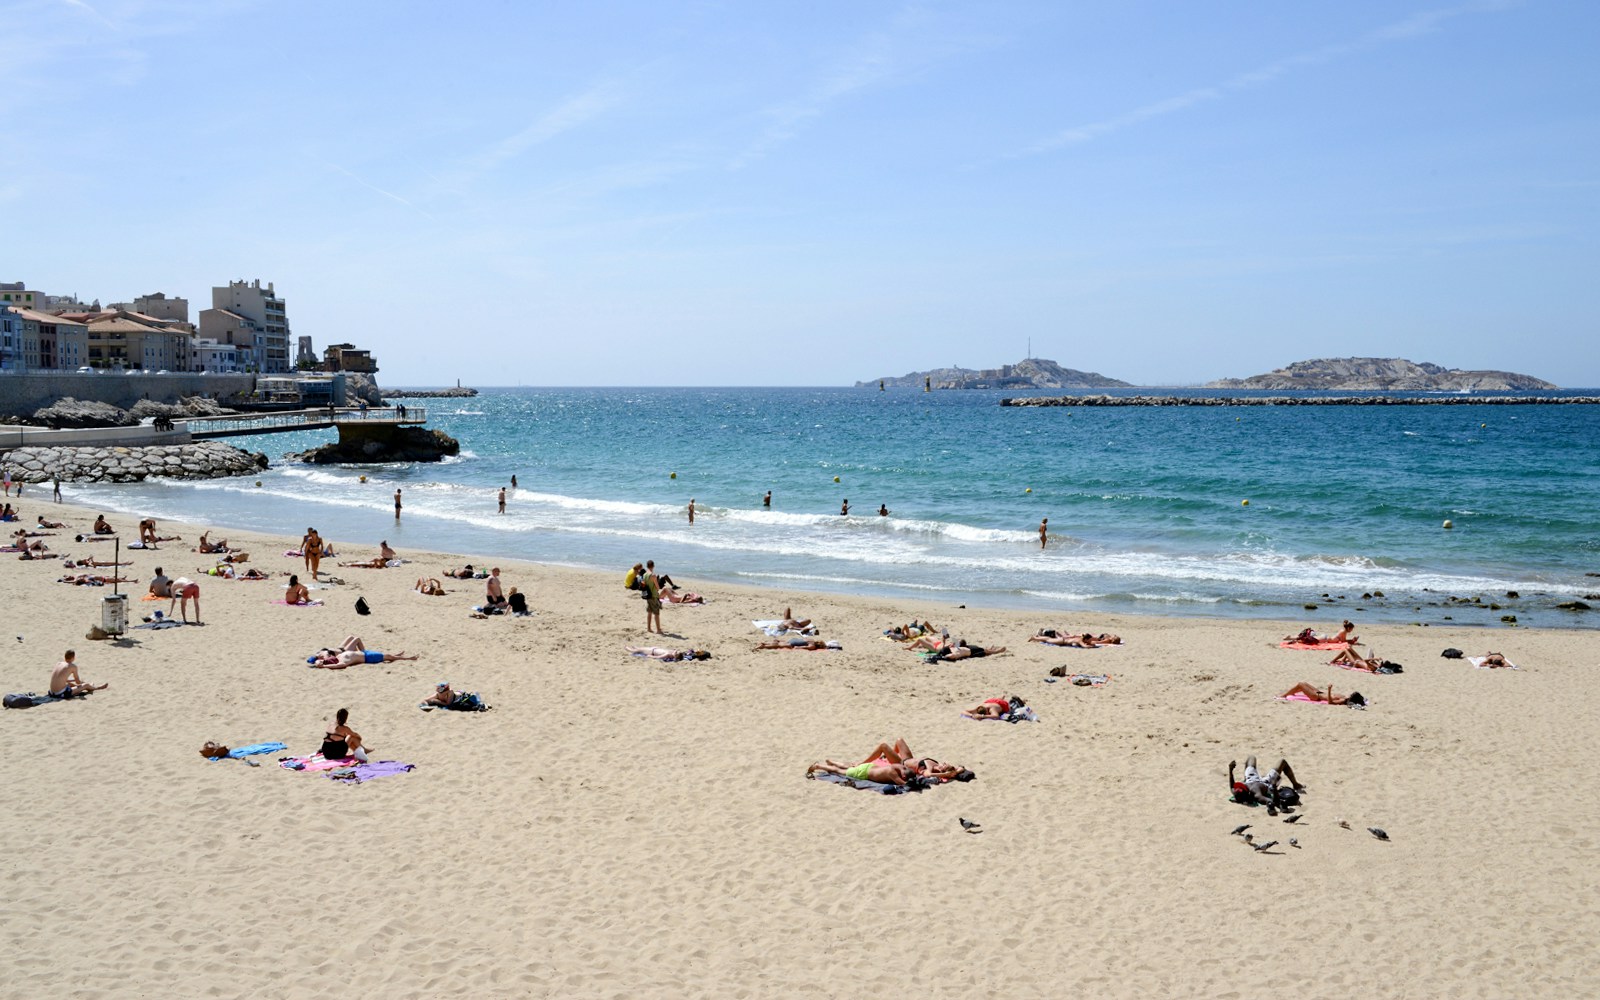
[
  {"left": 285, "top": 426, "right": 461, "bottom": 464},
  {"left": 2, "top": 443, "right": 269, "bottom": 483},
  {"left": 1000, "top": 394, "right": 1600, "bottom": 407}
]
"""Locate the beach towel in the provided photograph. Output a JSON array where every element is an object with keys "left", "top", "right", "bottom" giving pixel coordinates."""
[
  {"left": 4, "top": 692, "right": 64, "bottom": 709},
  {"left": 968, "top": 706, "right": 1040, "bottom": 723},
  {"left": 140, "top": 594, "right": 165, "bottom": 601},
  {"left": 809, "top": 772, "right": 915, "bottom": 795},
  {"left": 210, "top": 741, "right": 288, "bottom": 760},
  {"left": 420, "top": 693, "right": 489, "bottom": 712},
  {"left": 133, "top": 619, "right": 185, "bottom": 630},
  {"left": 279, "top": 753, "right": 359, "bottom": 772},
  {"left": 1469, "top": 656, "right": 1520, "bottom": 670},
  {"left": 1279, "top": 639, "right": 1351, "bottom": 651},
  {"left": 1278, "top": 693, "right": 1369, "bottom": 707},
  {"left": 1065, "top": 672, "right": 1111, "bottom": 686},
  {"left": 329, "top": 761, "right": 415, "bottom": 783},
  {"left": 270, "top": 600, "right": 325, "bottom": 607},
  {"left": 753, "top": 620, "right": 818, "bottom": 636}
]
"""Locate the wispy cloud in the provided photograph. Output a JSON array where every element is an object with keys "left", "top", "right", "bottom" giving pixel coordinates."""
[
  {"left": 468, "top": 81, "right": 627, "bottom": 176},
  {"left": 316, "top": 157, "right": 435, "bottom": 220},
  {"left": 1016, "top": 2, "right": 1511, "bottom": 158}
]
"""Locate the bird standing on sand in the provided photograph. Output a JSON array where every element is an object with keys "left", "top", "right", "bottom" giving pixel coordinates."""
[
  {"left": 1368, "top": 827, "right": 1390, "bottom": 841},
  {"left": 1252, "top": 841, "right": 1278, "bottom": 853},
  {"left": 1289, "top": 838, "right": 1301, "bottom": 849},
  {"left": 959, "top": 818, "right": 982, "bottom": 834},
  {"left": 1283, "top": 814, "right": 1304, "bottom": 824},
  {"left": 1230, "top": 824, "right": 1251, "bottom": 837}
]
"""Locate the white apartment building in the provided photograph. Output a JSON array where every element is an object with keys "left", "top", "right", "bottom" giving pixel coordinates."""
[
  {"left": 198, "top": 307, "right": 264, "bottom": 371},
  {"left": 211, "top": 279, "right": 289, "bottom": 373},
  {"left": 190, "top": 338, "right": 243, "bottom": 372}
]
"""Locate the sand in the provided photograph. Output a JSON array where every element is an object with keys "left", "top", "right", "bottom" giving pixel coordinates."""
[{"left": 3, "top": 499, "right": 1597, "bottom": 998}]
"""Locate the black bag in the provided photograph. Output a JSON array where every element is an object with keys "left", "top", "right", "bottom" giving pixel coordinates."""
[
  {"left": 1377, "top": 661, "right": 1403, "bottom": 674},
  {"left": 3, "top": 693, "right": 37, "bottom": 709},
  {"left": 354, "top": 597, "right": 371, "bottom": 616},
  {"left": 1441, "top": 648, "right": 1464, "bottom": 659},
  {"left": 1274, "top": 786, "right": 1301, "bottom": 807}
]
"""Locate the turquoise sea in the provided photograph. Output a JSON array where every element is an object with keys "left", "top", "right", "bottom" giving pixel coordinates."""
[{"left": 75, "top": 387, "right": 1600, "bottom": 629}]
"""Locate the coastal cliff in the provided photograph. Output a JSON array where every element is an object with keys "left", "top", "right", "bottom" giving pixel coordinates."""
[
  {"left": 1206, "top": 358, "right": 1556, "bottom": 391},
  {"left": 858, "top": 357, "right": 1131, "bottom": 390}
]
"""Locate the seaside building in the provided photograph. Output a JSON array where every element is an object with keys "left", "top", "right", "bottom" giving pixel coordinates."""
[
  {"left": 198, "top": 307, "right": 264, "bottom": 372},
  {"left": 189, "top": 338, "right": 244, "bottom": 373},
  {"left": 6, "top": 308, "right": 89, "bottom": 370},
  {"left": 0, "top": 306, "right": 19, "bottom": 370},
  {"left": 113, "top": 292, "right": 189, "bottom": 324},
  {"left": 321, "top": 342, "right": 378, "bottom": 374},
  {"left": 81, "top": 314, "right": 186, "bottom": 371},
  {"left": 209, "top": 279, "right": 289, "bottom": 373},
  {"left": 0, "top": 281, "right": 40, "bottom": 310}
]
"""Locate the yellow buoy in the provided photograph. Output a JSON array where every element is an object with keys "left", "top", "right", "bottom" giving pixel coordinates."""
[
  {"left": 254, "top": 481, "right": 262, "bottom": 488},
  {"left": 1443, "top": 519, "right": 1454, "bottom": 529},
  {"left": 1480, "top": 423, "right": 1486, "bottom": 428},
  {"left": 833, "top": 476, "right": 840, "bottom": 483},
  {"left": 1025, "top": 487, "right": 1032, "bottom": 493},
  {"left": 1241, "top": 499, "right": 1250, "bottom": 506},
  {"left": 359, "top": 475, "right": 367, "bottom": 483},
  {"left": 670, "top": 472, "right": 677, "bottom": 479}
]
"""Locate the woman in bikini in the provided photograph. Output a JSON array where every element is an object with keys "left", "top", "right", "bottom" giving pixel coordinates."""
[
  {"left": 1030, "top": 631, "right": 1101, "bottom": 648},
  {"left": 962, "top": 696, "right": 1023, "bottom": 720},
  {"left": 1279, "top": 682, "right": 1359, "bottom": 705},
  {"left": 415, "top": 577, "right": 446, "bottom": 596},
  {"left": 1332, "top": 620, "right": 1359, "bottom": 646},
  {"left": 321, "top": 708, "right": 368, "bottom": 762},
  {"left": 283, "top": 574, "right": 312, "bottom": 605},
  {"left": 302, "top": 528, "right": 324, "bottom": 581},
  {"left": 1329, "top": 648, "right": 1382, "bottom": 672}
]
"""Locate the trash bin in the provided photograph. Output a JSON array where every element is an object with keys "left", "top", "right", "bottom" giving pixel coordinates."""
[{"left": 101, "top": 593, "right": 128, "bottom": 636}]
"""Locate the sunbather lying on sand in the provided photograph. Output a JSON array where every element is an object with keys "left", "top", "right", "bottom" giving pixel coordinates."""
[
  {"left": 883, "top": 621, "right": 937, "bottom": 640},
  {"left": 1280, "top": 682, "right": 1363, "bottom": 706},
  {"left": 777, "top": 608, "right": 812, "bottom": 630},
  {"left": 340, "top": 557, "right": 393, "bottom": 569},
  {"left": 660, "top": 586, "right": 706, "bottom": 604},
  {"left": 196, "top": 531, "right": 229, "bottom": 553},
  {"left": 963, "top": 696, "right": 1025, "bottom": 720},
  {"left": 1030, "top": 631, "right": 1115, "bottom": 648},
  {"left": 308, "top": 635, "right": 420, "bottom": 668},
  {"left": 755, "top": 638, "right": 841, "bottom": 651},
  {"left": 58, "top": 573, "right": 129, "bottom": 586},
  {"left": 807, "top": 758, "right": 913, "bottom": 785},
  {"left": 63, "top": 557, "right": 130, "bottom": 569},
  {"left": 928, "top": 640, "right": 1006, "bottom": 661},
  {"left": 415, "top": 577, "right": 446, "bottom": 596},
  {"left": 1329, "top": 649, "right": 1401, "bottom": 673},
  {"left": 443, "top": 565, "right": 480, "bottom": 579},
  {"left": 1479, "top": 652, "right": 1513, "bottom": 668},
  {"left": 627, "top": 646, "right": 712, "bottom": 661},
  {"left": 37, "top": 516, "right": 65, "bottom": 529},
  {"left": 1229, "top": 755, "right": 1305, "bottom": 806},
  {"left": 903, "top": 632, "right": 953, "bottom": 652}
]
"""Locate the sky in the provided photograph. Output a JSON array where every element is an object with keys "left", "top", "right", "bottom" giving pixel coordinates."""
[{"left": 3, "top": 0, "right": 1597, "bottom": 386}]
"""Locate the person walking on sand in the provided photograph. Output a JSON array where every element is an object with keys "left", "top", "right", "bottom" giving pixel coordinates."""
[
  {"left": 394, "top": 489, "right": 402, "bottom": 519},
  {"left": 302, "top": 527, "right": 324, "bottom": 581},
  {"left": 1039, "top": 518, "right": 1048, "bottom": 549},
  {"left": 51, "top": 650, "right": 107, "bottom": 698},
  {"left": 53, "top": 476, "right": 62, "bottom": 503},
  {"left": 688, "top": 498, "right": 695, "bottom": 525},
  {"left": 497, "top": 487, "right": 506, "bottom": 514},
  {"left": 643, "top": 565, "right": 663, "bottom": 634}
]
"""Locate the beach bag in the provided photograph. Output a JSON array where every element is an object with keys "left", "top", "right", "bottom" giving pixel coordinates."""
[
  {"left": 3, "top": 693, "right": 37, "bottom": 709},
  {"left": 1441, "top": 648, "right": 1464, "bottom": 659},
  {"left": 1274, "top": 786, "right": 1301, "bottom": 807},
  {"left": 354, "top": 597, "right": 371, "bottom": 616},
  {"left": 1376, "top": 661, "right": 1403, "bottom": 674}
]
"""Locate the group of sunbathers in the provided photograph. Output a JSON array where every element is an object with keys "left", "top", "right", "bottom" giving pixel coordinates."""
[
  {"left": 807, "top": 739, "right": 972, "bottom": 787},
  {"left": 1029, "top": 628, "right": 1122, "bottom": 648}
]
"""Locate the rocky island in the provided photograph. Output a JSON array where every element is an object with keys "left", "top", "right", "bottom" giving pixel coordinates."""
[
  {"left": 1205, "top": 357, "right": 1556, "bottom": 391},
  {"left": 858, "top": 358, "right": 1131, "bottom": 390}
]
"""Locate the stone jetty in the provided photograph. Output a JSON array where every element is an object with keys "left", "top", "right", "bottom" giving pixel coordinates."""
[
  {"left": 1000, "top": 394, "right": 1600, "bottom": 407},
  {"left": 1, "top": 443, "right": 269, "bottom": 483},
  {"left": 380, "top": 386, "right": 478, "bottom": 399}
]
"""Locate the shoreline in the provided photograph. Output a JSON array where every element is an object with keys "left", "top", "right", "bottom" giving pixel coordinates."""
[{"left": 7, "top": 494, "right": 1599, "bottom": 998}]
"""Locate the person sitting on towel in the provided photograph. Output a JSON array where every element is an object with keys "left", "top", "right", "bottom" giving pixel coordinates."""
[
  {"left": 148, "top": 567, "right": 172, "bottom": 598},
  {"left": 51, "top": 649, "right": 108, "bottom": 698},
  {"left": 93, "top": 515, "right": 114, "bottom": 535},
  {"left": 1229, "top": 756, "right": 1306, "bottom": 807},
  {"left": 284, "top": 574, "right": 313, "bottom": 605},
  {"left": 424, "top": 682, "right": 457, "bottom": 707},
  {"left": 321, "top": 708, "right": 368, "bottom": 762}
]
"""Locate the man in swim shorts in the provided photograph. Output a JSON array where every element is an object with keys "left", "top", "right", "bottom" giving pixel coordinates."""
[
  {"left": 1229, "top": 756, "right": 1305, "bottom": 806},
  {"left": 807, "top": 759, "right": 912, "bottom": 785},
  {"left": 51, "top": 650, "right": 108, "bottom": 698}
]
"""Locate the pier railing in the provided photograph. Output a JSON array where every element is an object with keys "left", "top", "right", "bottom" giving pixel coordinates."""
[{"left": 184, "top": 406, "right": 428, "bottom": 439}]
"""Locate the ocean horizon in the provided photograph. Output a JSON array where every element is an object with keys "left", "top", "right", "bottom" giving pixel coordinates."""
[{"left": 68, "top": 386, "right": 1600, "bottom": 630}]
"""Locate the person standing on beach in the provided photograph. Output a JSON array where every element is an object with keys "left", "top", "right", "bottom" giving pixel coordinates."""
[
  {"left": 1039, "top": 518, "right": 1048, "bottom": 549},
  {"left": 643, "top": 565, "right": 663, "bottom": 634},
  {"left": 2, "top": 466, "right": 10, "bottom": 497},
  {"left": 497, "top": 488, "right": 506, "bottom": 514},
  {"left": 53, "top": 476, "right": 62, "bottom": 503},
  {"left": 302, "top": 528, "right": 324, "bottom": 581},
  {"left": 394, "top": 489, "right": 402, "bottom": 519},
  {"left": 763, "top": 490, "right": 771, "bottom": 508},
  {"left": 688, "top": 498, "right": 695, "bottom": 525}
]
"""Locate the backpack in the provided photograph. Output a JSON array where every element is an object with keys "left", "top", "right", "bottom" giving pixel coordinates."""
[
  {"left": 3, "top": 693, "right": 37, "bottom": 709},
  {"left": 1441, "top": 648, "right": 1464, "bottom": 659},
  {"left": 354, "top": 597, "right": 371, "bottom": 616}
]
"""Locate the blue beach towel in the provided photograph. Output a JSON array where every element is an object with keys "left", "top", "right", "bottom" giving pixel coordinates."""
[{"left": 212, "top": 741, "right": 289, "bottom": 760}]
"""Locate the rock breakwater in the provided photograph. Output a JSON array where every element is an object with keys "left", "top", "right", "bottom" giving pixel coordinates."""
[{"left": 2, "top": 443, "right": 269, "bottom": 482}]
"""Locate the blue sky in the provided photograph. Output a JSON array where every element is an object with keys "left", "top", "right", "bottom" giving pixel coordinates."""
[{"left": 4, "top": 0, "right": 1596, "bottom": 386}]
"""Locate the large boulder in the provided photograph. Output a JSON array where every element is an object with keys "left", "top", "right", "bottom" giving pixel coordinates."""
[
  {"left": 287, "top": 427, "right": 461, "bottom": 464},
  {"left": 344, "top": 372, "right": 384, "bottom": 407},
  {"left": 32, "top": 398, "right": 136, "bottom": 429}
]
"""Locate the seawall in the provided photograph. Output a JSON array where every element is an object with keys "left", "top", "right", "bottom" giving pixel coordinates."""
[{"left": 0, "top": 372, "right": 253, "bottom": 415}]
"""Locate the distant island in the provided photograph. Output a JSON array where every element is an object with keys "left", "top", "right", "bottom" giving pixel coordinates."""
[
  {"left": 858, "top": 357, "right": 1131, "bottom": 390},
  {"left": 1206, "top": 358, "right": 1556, "bottom": 391}
]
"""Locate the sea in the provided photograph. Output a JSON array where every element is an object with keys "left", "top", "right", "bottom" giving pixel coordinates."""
[{"left": 69, "top": 387, "right": 1600, "bottom": 629}]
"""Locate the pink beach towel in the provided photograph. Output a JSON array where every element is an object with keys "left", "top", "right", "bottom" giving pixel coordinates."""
[
  {"left": 278, "top": 753, "right": 357, "bottom": 772},
  {"left": 1279, "top": 640, "right": 1351, "bottom": 651},
  {"left": 1278, "top": 692, "right": 1317, "bottom": 702}
]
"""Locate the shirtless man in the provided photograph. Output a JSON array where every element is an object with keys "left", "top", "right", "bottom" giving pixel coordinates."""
[
  {"left": 197, "top": 531, "right": 228, "bottom": 553},
  {"left": 37, "top": 515, "right": 65, "bottom": 530},
  {"left": 687, "top": 498, "right": 695, "bottom": 524},
  {"left": 1030, "top": 631, "right": 1103, "bottom": 648},
  {"left": 497, "top": 488, "right": 506, "bottom": 514},
  {"left": 807, "top": 758, "right": 913, "bottom": 785},
  {"left": 379, "top": 540, "right": 397, "bottom": 562},
  {"left": 310, "top": 643, "right": 420, "bottom": 668},
  {"left": 485, "top": 567, "right": 504, "bottom": 607},
  {"left": 139, "top": 518, "right": 158, "bottom": 545},
  {"left": 424, "top": 682, "right": 456, "bottom": 707},
  {"left": 93, "top": 515, "right": 114, "bottom": 535},
  {"left": 932, "top": 640, "right": 1005, "bottom": 661},
  {"left": 51, "top": 650, "right": 108, "bottom": 698}
]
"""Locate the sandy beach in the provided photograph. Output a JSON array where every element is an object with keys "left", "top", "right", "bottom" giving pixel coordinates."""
[{"left": 3, "top": 497, "right": 1597, "bottom": 999}]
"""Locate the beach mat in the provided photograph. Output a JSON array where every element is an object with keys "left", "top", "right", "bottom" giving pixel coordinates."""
[
  {"left": 329, "top": 761, "right": 415, "bottom": 783},
  {"left": 1469, "top": 656, "right": 1520, "bottom": 670},
  {"left": 279, "top": 753, "right": 359, "bottom": 772},
  {"left": 753, "top": 619, "right": 817, "bottom": 636},
  {"left": 4, "top": 692, "right": 65, "bottom": 709},
  {"left": 808, "top": 772, "right": 912, "bottom": 795},
  {"left": 1280, "top": 640, "right": 1351, "bottom": 651},
  {"left": 208, "top": 741, "right": 288, "bottom": 760}
]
